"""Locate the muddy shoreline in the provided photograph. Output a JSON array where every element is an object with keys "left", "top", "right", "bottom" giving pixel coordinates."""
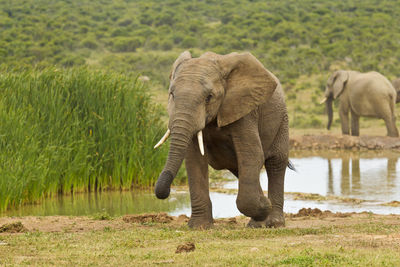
[
  {"left": 290, "top": 134, "right": 400, "bottom": 150},
  {"left": 1, "top": 210, "right": 400, "bottom": 233}
]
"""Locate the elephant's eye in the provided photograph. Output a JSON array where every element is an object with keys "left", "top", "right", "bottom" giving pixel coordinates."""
[{"left": 206, "top": 94, "right": 212, "bottom": 104}]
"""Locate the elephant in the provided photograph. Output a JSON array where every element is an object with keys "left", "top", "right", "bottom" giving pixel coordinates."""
[
  {"left": 391, "top": 78, "right": 400, "bottom": 103},
  {"left": 153, "top": 51, "right": 289, "bottom": 229},
  {"left": 322, "top": 70, "right": 399, "bottom": 137}
]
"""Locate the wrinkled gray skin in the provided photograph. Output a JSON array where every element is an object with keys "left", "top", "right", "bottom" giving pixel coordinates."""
[
  {"left": 325, "top": 70, "right": 399, "bottom": 137},
  {"left": 391, "top": 78, "right": 400, "bottom": 103},
  {"left": 154, "top": 51, "right": 289, "bottom": 229}
]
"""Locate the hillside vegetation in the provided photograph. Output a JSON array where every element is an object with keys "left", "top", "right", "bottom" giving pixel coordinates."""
[{"left": 2, "top": 0, "right": 400, "bottom": 128}]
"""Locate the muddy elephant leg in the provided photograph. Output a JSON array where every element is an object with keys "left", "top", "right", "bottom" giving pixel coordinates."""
[
  {"left": 350, "top": 110, "right": 360, "bottom": 136},
  {"left": 185, "top": 140, "right": 213, "bottom": 229},
  {"left": 339, "top": 107, "right": 350, "bottom": 135},
  {"left": 230, "top": 119, "right": 271, "bottom": 222}
]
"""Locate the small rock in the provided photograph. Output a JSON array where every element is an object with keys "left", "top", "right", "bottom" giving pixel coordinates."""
[
  {"left": 138, "top": 75, "right": 150, "bottom": 82},
  {"left": 175, "top": 242, "right": 195, "bottom": 253},
  {"left": 250, "top": 247, "right": 259, "bottom": 252}
]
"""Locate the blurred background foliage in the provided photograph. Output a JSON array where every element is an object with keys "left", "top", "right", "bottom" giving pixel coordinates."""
[{"left": 1, "top": 0, "right": 400, "bottom": 128}]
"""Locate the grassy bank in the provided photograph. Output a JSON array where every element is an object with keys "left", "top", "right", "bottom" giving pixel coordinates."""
[
  {"left": 1, "top": 213, "right": 400, "bottom": 266},
  {"left": 0, "top": 68, "right": 174, "bottom": 212}
]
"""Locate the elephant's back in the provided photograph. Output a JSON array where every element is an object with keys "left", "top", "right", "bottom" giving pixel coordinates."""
[
  {"left": 349, "top": 71, "right": 396, "bottom": 117},
  {"left": 392, "top": 78, "right": 400, "bottom": 90}
]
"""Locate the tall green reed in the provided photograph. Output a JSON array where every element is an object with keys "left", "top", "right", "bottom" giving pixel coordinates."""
[{"left": 0, "top": 67, "right": 172, "bottom": 211}]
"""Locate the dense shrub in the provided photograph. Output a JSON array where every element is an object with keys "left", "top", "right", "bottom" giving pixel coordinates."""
[
  {"left": 1, "top": 0, "right": 399, "bottom": 85},
  {"left": 0, "top": 67, "right": 171, "bottom": 211}
]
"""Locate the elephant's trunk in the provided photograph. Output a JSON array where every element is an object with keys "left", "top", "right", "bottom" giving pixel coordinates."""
[
  {"left": 155, "top": 115, "right": 194, "bottom": 199},
  {"left": 326, "top": 97, "right": 333, "bottom": 130}
]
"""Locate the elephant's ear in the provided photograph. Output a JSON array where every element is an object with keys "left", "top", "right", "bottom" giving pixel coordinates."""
[
  {"left": 170, "top": 51, "right": 191, "bottom": 80},
  {"left": 332, "top": 70, "right": 349, "bottom": 99},
  {"left": 216, "top": 52, "right": 278, "bottom": 127}
]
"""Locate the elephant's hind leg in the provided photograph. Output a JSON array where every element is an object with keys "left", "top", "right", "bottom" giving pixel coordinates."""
[
  {"left": 384, "top": 117, "right": 399, "bottom": 137},
  {"left": 382, "top": 102, "right": 399, "bottom": 137},
  {"left": 264, "top": 154, "right": 287, "bottom": 228},
  {"left": 263, "top": 120, "right": 288, "bottom": 228}
]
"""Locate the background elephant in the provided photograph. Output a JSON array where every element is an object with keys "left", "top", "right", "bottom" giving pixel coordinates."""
[
  {"left": 392, "top": 78, "right": 400, "bottom": 103},
  {"left": 323, "top": 70, "right": 399, "bottom": 137},
  {"left": 154, "top": 51, "right": 289, "bottom": 229}
]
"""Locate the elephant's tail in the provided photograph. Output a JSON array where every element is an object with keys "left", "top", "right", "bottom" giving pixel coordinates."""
[{"left": 287, "top": 160, "right": 297, "bottom": 172}]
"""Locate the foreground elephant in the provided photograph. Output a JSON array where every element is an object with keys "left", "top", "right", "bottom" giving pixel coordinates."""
[
  {"left": 392, "top": 78, "right": 400, "bottom": 103},
  {"left": 154, "top": 51, "right": 289, "bottom": 229},
  {"left": 322, "top": 70, "right": 399, "bottom": 137}
]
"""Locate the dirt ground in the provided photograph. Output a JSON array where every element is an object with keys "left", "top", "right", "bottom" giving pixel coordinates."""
[
  {"left": 2, "top": 212, "right": 400, "bottom": 265},
  {"left": 1, "top": 210, "right": 400, "bottom": 241},
  {"left": 290, "top": 134, "right": 400, "bottom": 150}
]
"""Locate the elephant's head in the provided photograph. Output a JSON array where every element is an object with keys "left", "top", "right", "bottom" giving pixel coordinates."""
[
  {"left": 323, "top": 70, "right": 349, "bottom": 130},
  {"left": 154, "top": 51, "right": 278, "bottom": 199}
]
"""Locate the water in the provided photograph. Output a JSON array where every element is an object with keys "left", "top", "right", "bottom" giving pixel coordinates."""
[
  {"left": 3, "top": 190, "right": 189, "bottom": 217},
  {"left": 3, "top": 151, "right": 400, "bottom": 218},
  {"left": 226, "top": 152, "right": 400, "bottom": 201}
]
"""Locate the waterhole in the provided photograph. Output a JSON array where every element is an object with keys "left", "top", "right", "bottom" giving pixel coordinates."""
[{"left": 3, "top": 151, "right": 400, "bottom": 218}]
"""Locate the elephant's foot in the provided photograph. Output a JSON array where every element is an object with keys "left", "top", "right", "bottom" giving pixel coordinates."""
[
  {"left": 246, "top": 218, "right": 265, "bottom": 228},
  {"left": 265, "top": 210, "right": 285, "bottom": 228},
  {"left": 387, "top": 132, "right": 399, "bottom": 138},
  {"left": 246, "top": 210, "right": 285, "bottom": 228},
  {"left": 188, "top": 217, "right": 214, "bottom": 229},
  {"left": 236, "top": 195, "right": 272, "bottom": 221}
]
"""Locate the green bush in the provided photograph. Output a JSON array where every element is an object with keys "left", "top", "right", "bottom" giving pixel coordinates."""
[
  {"left": 111, "top": 37, "right": 144, "bottom": 52},
  {"left": 81, "top": 38, "right": 98, "bottom": 49}
]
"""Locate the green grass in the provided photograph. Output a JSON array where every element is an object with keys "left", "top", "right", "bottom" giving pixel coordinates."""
[
  {"left": 0, "top": 67, "right": 177, "bottom": 212},
  {"left": 1, "top": 217, "right": 400, "bottom": 266}
]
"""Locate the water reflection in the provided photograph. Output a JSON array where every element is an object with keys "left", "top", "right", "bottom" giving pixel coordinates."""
[
  {"left": 225, "top": 151, "right": 400, "bottom": 202},
  {"left": 328, "top": 157, "right": 398, "bottom": 198},
  {"left": 3, "top": 190, "right": 189, "bottom": 217}
]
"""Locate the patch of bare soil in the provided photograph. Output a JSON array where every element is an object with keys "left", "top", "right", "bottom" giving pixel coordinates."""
[
  {"left": 175, "top": 242, "right": 195, "bottom": 253},
  {"left": 0, "top": 216, "right": 130, "bottom": 233},
  {"left": 290, "top": 134, "right": 400, "bottom": 150},
  {"left": 289, "top": 208, "right": 351, "bottom": 218},
  {"left": 122, "top": 212, "right": 173, "bottom": 224},
  {"left": 1, "top": 212, "right": 400, "bottom": 235},
  {"left": 0, "top": 222, "right": 27, "bottom": 233}
]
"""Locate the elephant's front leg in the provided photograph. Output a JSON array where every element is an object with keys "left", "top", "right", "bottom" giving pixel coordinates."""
[
  {"left": 185, "top": 139, "right": 213, "bottom": 229},
  {"left": 350, "top": 110, "right": 360, "bottom": 136},
  {"left": 231, "top": 120, "right": 272, "bottom": 222}
]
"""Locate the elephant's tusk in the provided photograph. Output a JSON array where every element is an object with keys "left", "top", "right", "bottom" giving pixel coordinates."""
[
  {"left": 319, "top": 97, "right": 327, "bottom": 104},
  {"left": 154, "top": 129, "right": 171, "bottom": 149},
  {"left": 197, "top": 131, "right": 205, "bottom": 156}
]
